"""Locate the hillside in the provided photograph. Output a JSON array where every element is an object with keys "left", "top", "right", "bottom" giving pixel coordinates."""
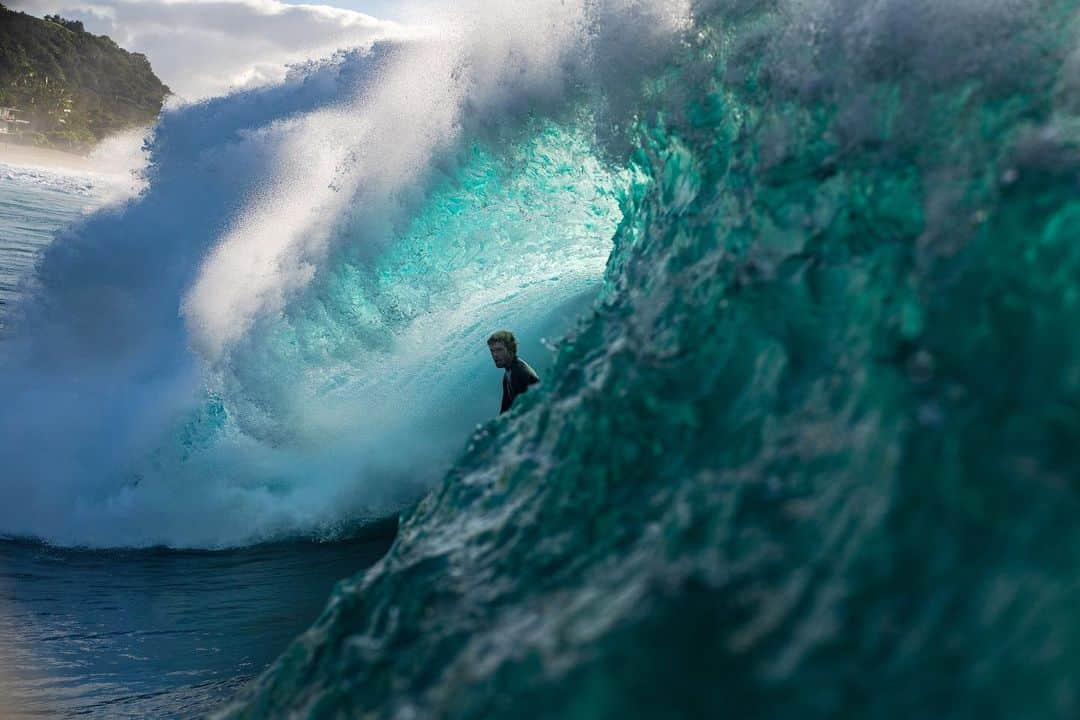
[{"left": 0, "top": 4, "right": 169, "bottom": 151}]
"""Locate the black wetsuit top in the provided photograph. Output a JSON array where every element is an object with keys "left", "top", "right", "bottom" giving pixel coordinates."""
[{"left": 501, "top": 357, "right": 540, "bottom": 414}]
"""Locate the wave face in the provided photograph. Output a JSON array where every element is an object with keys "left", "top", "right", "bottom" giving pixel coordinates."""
[
  {"left": 218, "top": 1, "right": 1080, "bottom": 718},
  {"left": 0, "top": 1, "right": 689, "bottom": 548}
]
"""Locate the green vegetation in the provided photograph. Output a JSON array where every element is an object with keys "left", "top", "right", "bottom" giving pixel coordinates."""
[{"left": 0, "top": 3, "right": 169, "bottom": 151}]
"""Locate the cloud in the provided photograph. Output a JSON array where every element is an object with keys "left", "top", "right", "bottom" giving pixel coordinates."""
[{"left": 8, "top": 0, "right": 413, "bottom": 100}]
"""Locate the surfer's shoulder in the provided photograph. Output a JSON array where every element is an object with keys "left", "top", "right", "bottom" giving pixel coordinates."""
[{"left": 513, "top": 358, "right": 540, "bottom": 385}]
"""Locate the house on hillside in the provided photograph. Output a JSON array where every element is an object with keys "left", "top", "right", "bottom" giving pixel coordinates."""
[{"left": 0, "top": 107, "right": 31, "bottom": 136}]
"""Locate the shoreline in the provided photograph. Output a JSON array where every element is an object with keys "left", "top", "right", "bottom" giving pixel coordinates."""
[{"left": 0, "top": 141, "right": 95, "bottom": 173}]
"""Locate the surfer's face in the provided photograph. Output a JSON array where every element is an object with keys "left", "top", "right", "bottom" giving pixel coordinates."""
[{"left": 489, "top": 342, "right": 512, "bottom": 368}]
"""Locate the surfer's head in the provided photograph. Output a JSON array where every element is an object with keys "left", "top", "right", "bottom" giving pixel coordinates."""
[{"left": 487, "top": 330, "right": 517, "bottom": 368}]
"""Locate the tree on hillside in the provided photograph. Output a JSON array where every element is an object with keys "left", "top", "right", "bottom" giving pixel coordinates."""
[{"left": 0, "top": 3, "right": 170, "bottom": 151}]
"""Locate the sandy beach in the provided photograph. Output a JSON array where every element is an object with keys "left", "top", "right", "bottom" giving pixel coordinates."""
[{"left": 0, "top": 141, "right": 95, "bottom": 173}]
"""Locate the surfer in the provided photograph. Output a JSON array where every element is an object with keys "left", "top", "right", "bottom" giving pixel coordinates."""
[{"left": 488, "top": 330, "right": 540, "bottom": 414}]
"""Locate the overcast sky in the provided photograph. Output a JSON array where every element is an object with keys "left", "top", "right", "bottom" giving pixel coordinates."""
[{"left": 8, "top": 0, "right": 421, "bottom": 100}]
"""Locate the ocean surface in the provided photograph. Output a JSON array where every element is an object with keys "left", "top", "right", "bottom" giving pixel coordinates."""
[
  {"left": 0, "top": 166, "right": 96, "bottom": 324},
  {"left": 0, "top": 535, "right": 393, "bottom": 718},
  {"left": 3, "top": 1, "right": 1079, "bottom": 718}
]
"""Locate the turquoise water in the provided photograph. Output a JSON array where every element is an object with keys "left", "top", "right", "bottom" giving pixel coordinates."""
[{"left": 1, "top": 1, "right": 1078, "bottom": 718}]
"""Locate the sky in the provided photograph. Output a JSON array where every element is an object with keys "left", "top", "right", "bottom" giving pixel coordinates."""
[
  {"left": 8, "top": 0, "right": 423, "bottom": 100},
  {"left": 281, "top": 0, "right": 408, "bottom": 21}
]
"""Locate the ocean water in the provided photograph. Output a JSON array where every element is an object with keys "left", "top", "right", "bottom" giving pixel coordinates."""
[
  {"left": 3, "top": 0, "right": 1079, "bottom": 718},
  {"left": 0, "top": 534, "right": 393, "bottom": 718},
  {"left": 0, "top": 166, "right": 97, "bottom": 323}
]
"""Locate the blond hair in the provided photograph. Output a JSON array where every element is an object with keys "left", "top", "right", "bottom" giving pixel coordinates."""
[{"left": 487, "top": 330, "right": 517, "bottom": 356}]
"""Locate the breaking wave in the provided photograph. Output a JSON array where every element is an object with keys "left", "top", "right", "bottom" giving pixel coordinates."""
[{"left": 0, "top": 0, "right": 688, "bottom": 548}]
